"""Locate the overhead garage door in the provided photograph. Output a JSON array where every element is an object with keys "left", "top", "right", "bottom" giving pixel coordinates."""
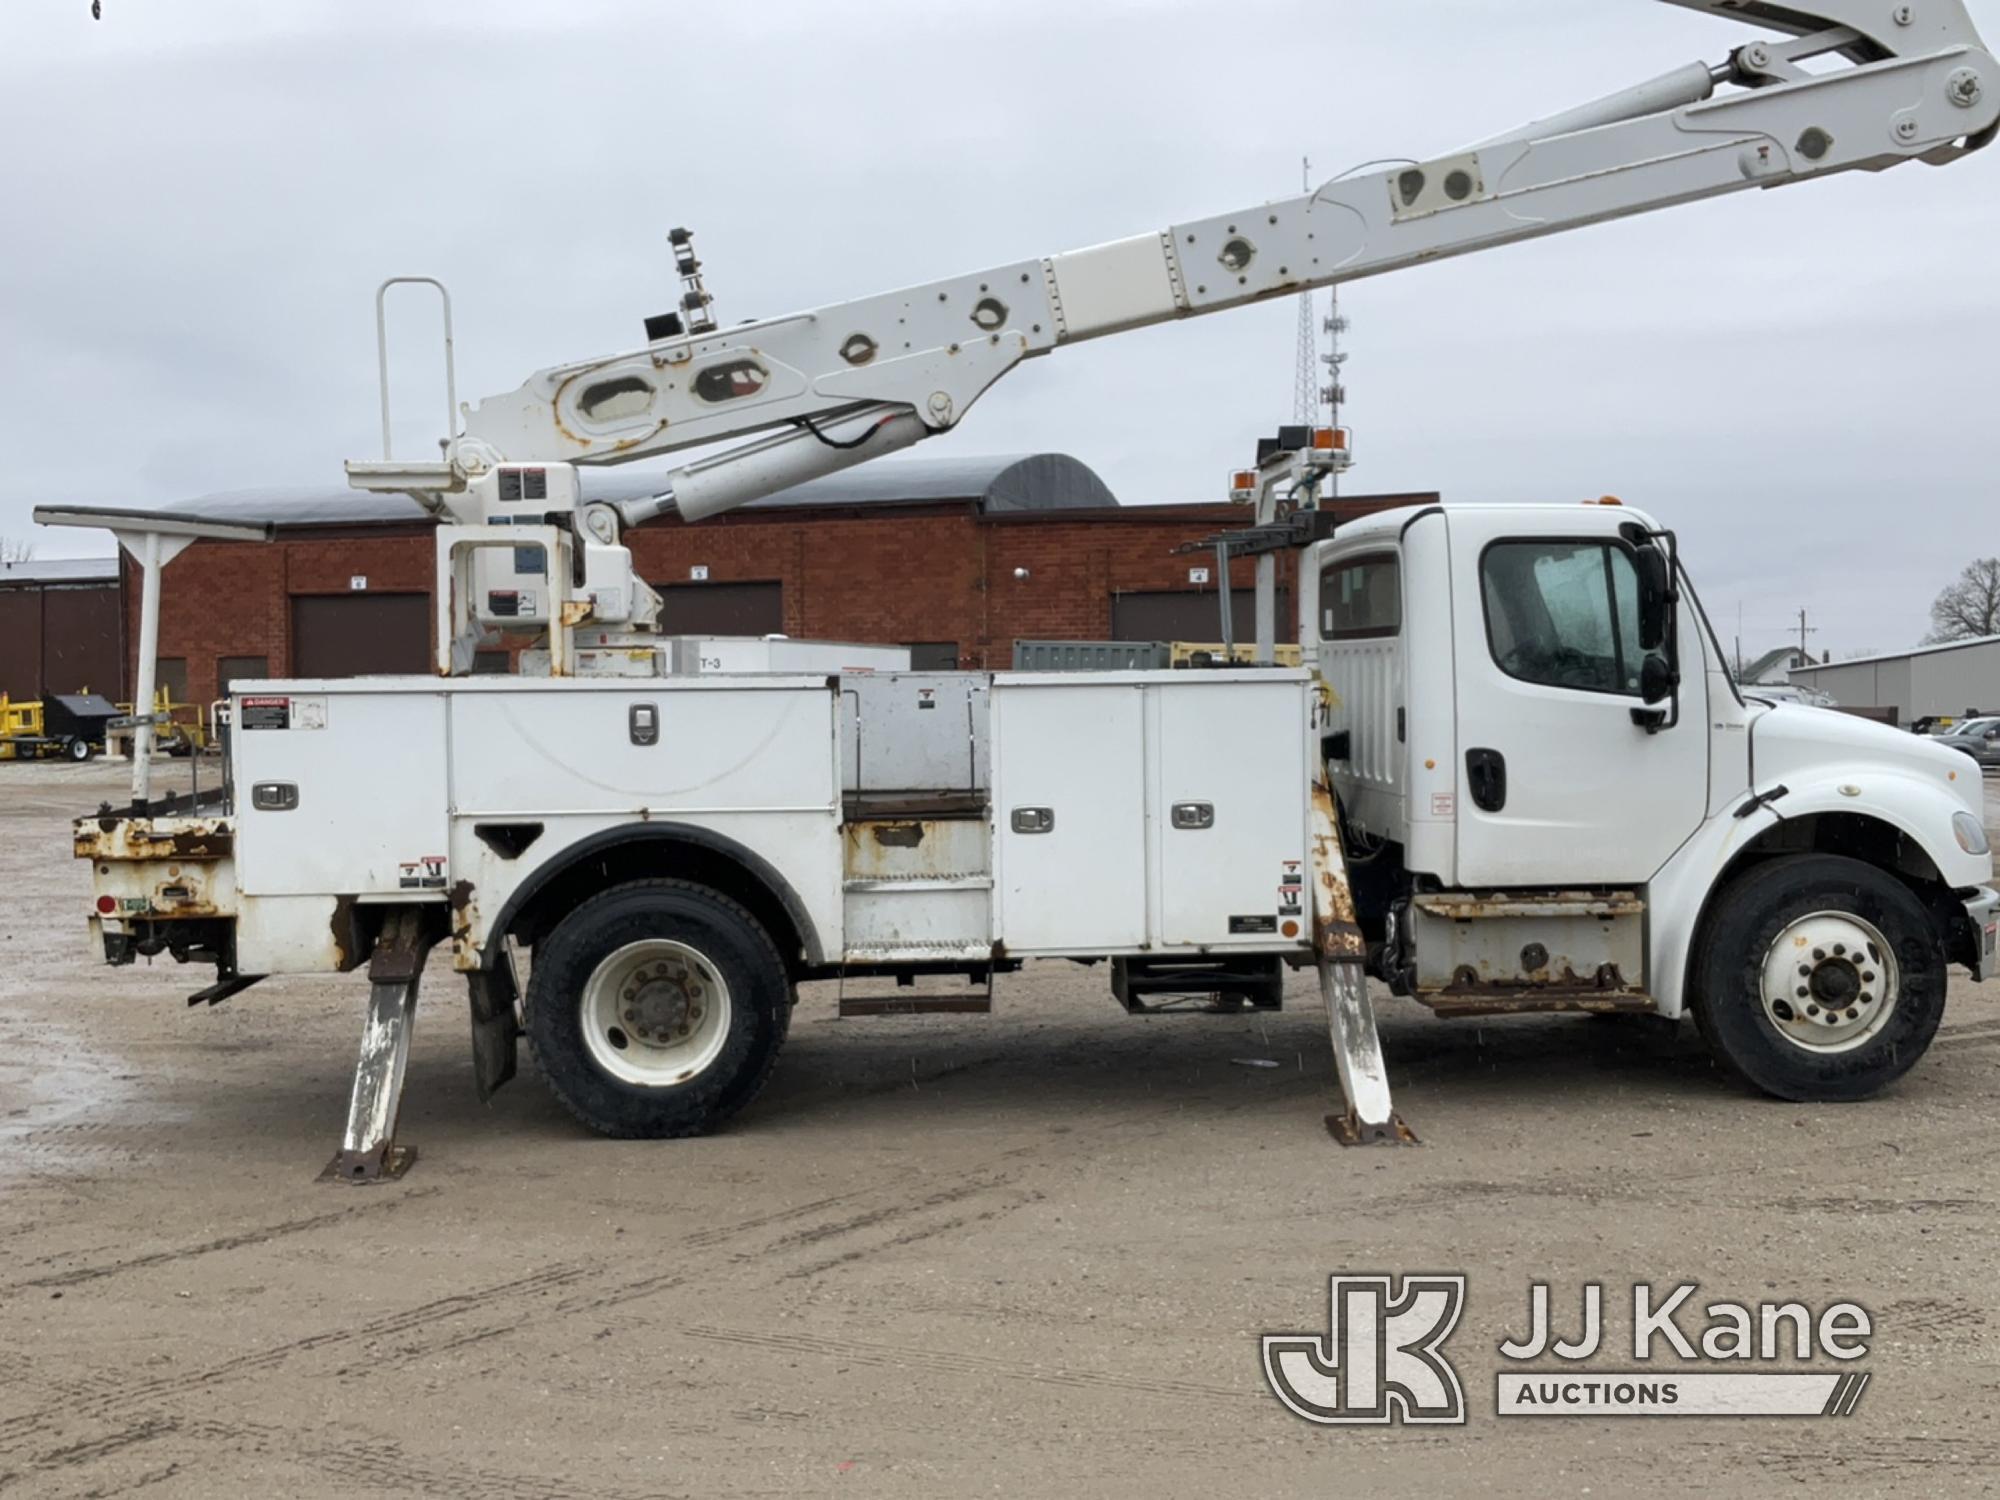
[
  {"left": 1111, "top": 589, "right": 1293, "bottom": 644},
  {"left": 41, "top": 586, "right": 124, "bottom": 698},
  {"left": 655, "top": 581, "right": 783, "bottom": 635},
  {"left": 0, "top": 590, "right": 42, "bottom": 701},
  {"left": 291, "top": 594, "right": 431, "bottom": 678},
  {"left": 0, "top": 584, "right": 124, "bottom": 700}
]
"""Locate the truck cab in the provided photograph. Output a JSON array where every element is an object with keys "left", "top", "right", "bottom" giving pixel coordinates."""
[{"left": 1304, "top": 501, "right": 1998, "bottom": 1098}]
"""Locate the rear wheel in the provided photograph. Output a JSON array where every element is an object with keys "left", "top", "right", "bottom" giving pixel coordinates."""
[
  {"left": 526, "top": 880, "right": 792, "bottom": 1137},
  {"left": 64, "top": 736, "right": 93, "bottom": 763},
  {"left": 1691, "top": 854, "right": 1945, "bottom": 1101}
]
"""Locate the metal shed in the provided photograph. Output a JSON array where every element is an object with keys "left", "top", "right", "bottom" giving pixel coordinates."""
[{"left": 1791, "top": 636, "right": 2000, "bottom": 726}]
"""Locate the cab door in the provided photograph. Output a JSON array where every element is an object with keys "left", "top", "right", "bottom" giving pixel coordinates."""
[{"left": 1447, "top": 509, "right": 1707, "bottom": 886}]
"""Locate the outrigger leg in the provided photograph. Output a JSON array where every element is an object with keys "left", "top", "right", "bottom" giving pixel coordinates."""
[
  {"left": 1309, "top": 779, "right": 1417, "bottom": 1146},
  {"left": 322, "top": 909, "right": 435, "bottom": 1183}
]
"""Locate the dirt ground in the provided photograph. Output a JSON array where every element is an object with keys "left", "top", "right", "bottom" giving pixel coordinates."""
[{"left": 3, "top": 756, "right": 1998, "bottom": 1498}]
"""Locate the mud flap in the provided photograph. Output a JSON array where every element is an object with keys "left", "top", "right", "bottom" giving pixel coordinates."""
[{"left": 467, "top": 949, "right": 521, "bottom": 1103}]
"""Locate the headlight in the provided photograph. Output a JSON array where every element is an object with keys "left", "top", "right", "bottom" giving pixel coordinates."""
[{"left": 1953, "top": 810, "right": 1989, "bottom": 856}]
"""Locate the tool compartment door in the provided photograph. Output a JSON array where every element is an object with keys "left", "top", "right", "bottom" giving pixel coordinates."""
[
  {"left": 991, "top": 677, "right": 1146, "bottom": 953},
  {"left": 1153, "top": 675, "right": 1311, "bottom": 947},
  {"left": 233, "top": 684, "right": 450, "bottom": 896}
]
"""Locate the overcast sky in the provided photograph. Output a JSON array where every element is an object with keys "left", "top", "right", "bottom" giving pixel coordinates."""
[{"left": 3, "top": 0, "right": 1995, "bottom": 660}]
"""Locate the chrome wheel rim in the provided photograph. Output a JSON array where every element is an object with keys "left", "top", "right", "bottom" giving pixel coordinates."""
[
  {"left": 1758, "top": 910, "right": 1899, "bottom": 1054},
  {"left": 580, "top": 939, "right": 731, "bottom": 1087}
]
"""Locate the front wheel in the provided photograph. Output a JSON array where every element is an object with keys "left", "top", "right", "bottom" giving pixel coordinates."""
[
  {"left": 1691, "top": 853, "right": 1946, "bottom": 1102},
  {"left": 526, "top": 880, "right": 792, "bottom": 1137}
]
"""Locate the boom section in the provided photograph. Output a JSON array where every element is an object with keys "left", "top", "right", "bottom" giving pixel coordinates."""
[{"left": 356, "top": 0, "right": 1994, "bottom": 519}]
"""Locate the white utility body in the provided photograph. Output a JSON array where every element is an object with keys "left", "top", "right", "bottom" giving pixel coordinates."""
[{"left": 40, "top": 0, "right": 2000, "bottom": 1178}]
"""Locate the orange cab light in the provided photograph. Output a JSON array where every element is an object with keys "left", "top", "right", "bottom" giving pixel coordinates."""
[{"left": 1231, "top": 471, "right": 1258, "bottom": 491}]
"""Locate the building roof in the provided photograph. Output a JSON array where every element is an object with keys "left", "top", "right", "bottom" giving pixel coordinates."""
[
  {"left": 0, "top": 556, "right": 121, "bottom": 587},
  {"left": 61, "top": 453, "right": 1121, "bottom": 533},
  {"left": 1741, "top": 645, "right": 1812, "bottom": 683},
  {"left": 1791, "top": 634, "right": 2000, "bottom": 676}
]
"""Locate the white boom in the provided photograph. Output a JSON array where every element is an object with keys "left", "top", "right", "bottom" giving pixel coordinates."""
[{"left": 349, "top": 0, "right": 1996, "bottom": 531}]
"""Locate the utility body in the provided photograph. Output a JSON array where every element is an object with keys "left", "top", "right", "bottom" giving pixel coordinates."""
[{"left": 39, "top": 0, "right": 2000, "bottom": 1176}]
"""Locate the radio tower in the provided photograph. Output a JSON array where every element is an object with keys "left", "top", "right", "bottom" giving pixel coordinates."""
[
  {"left": 1293, "top": 156, "right": 1354, "bottom": 498},
  {"left": 1322, "top": 288, "right": 1349, "bottom": 499},
  {"left": 1292, "top": 157, "right": 1320, "bottom": 426}
]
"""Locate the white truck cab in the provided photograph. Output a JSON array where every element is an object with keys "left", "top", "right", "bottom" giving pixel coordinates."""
[{"left": 1307, "top": 500, "right": 1998, "bottom": 1098}]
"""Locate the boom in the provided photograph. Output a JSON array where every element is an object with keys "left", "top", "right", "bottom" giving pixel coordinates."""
[{"left": 349, "top": 0, "right": 1995, "bottom": 528}]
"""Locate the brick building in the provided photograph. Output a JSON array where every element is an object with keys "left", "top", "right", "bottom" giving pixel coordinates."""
[{"left": 119, "top": 455, "right": 1433, "bottom": 703}]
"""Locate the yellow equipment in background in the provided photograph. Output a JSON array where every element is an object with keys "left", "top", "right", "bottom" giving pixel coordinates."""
[
  {"left": 108, "top": 687, "right": 210, "bottom": 758},
  {"left": 1170, "top": 642, "right": 1304, "bottom": 669},
  {"left": 0, "top": 695, "right": 44, "bottom": 759}
]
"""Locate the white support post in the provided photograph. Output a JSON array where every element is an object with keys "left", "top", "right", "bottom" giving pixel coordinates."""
[
  {"left": 1254, "top": 554, "right": 1277, "bottom": 666},
  {"left": 30, "top": 508, "right": 274, "bottom": 808},
  {"left": 129, "top": 530, "right": 164, "bottom": 804}
]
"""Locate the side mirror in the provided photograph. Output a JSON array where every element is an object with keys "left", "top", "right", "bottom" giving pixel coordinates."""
[
  {"left": 1640, "top": 652, "right": 1677, "bottom": 706},
  {"left": 1633, "top": 545, "right": 1672, "bottom": 652}
]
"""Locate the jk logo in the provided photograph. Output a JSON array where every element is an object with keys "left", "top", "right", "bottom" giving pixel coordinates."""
[{"left": 1262, "top": 1274, "right": 1468, "bottom": 1425}]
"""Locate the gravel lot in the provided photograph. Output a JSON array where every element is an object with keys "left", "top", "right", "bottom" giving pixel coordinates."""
[{"left": 3, "top": 757, "right": 1998, "bottom": 1497}]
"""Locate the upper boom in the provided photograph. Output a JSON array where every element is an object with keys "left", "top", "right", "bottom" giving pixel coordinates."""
[{"left": 350, "top": 0, "right": 1996, "bottom": 528}]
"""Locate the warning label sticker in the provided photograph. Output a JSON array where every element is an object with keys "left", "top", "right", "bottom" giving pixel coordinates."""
[
  {"left": 399, "top": 855, "right": 447, "bottom": 891},
  {"left": 239, "top": 696, "right": 290, "bottom": 731},
  {"left": 238, "top": 695, "right": 327, "bottom": 731},
  {"left": 1279, "top": 859, "right": 1304, "bottom": 917}
]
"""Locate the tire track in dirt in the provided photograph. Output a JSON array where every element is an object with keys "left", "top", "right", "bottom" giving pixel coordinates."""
[
  {"left": 330, "top": 1107, "right": 1171, "bottom": 1374},
  {"left": 7, "top": 1188, "right": 441, "bottom": 1291},
  {"left": 3, "top": 1100, "right": 1206, "bottom": 1477},
  {"left": 0, "top": 1260, "right": 599, "bottom": 1453},
  {"left": 357, "top": 1166, "right": 1040, "bottom": 1370},
  {"left": 684, "top": 1324, "right": 1253, "bottom": 1404}
]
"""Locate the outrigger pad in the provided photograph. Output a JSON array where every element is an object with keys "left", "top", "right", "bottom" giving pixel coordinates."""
[
  {"left": 320, "top": 1143, "right": 418, "bottom": 1184},
  {"left": 1325, "top": 1111, "right": 1420, "bottom": 1148}
]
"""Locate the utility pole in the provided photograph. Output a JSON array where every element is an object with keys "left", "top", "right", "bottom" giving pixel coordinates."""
[{"left": 1797, "top": 608, "right": 1818, "bottom": 659}]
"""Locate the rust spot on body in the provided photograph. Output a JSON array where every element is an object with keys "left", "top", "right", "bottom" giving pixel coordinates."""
[
  {"left": 329, "top": 894, "right": 360, "bottom": 971},
  {"left": 75, "top": 817, "right": 233, "bottom": 863}
]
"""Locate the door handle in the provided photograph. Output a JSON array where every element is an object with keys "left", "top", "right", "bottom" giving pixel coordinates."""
[
  {"left": 1011, "top": 807, "right": 1055, "bottom": 835},
  {"left": 1465, "top": 748, "right": 1507, "bottom": 813},
  {"left": 1171, "top": 801, "right": 1214, "bottom": 830}
]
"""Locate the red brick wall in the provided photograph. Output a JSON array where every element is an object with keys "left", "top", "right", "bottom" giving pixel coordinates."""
[{"left": 134, "top": 495, "right": 1434, "bottom": 694}]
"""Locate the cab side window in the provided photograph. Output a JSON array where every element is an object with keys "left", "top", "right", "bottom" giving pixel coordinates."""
[
  {"left": 1480, "top": 540, "right": 1644, "bottom": 696},
  {"left": 1320, "top": 554, "right": 1400, "bottom": 640}
]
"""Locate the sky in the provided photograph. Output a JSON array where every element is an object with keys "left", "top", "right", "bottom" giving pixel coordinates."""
[{"left": 2, "top": 0, "right": 1995, "bottom": 662}]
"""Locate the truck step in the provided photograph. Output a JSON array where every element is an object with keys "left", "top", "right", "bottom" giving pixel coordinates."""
[
  {"left": 1412, "top": 891, "right": 1644, "bottom": 920},
  {"left": 1423, "top": 991, "right": 1657, "bottom": 1019},
  {"left": 837, "top": 965, "right": 994, "bottom": 1018},
  {"left": 1111, "top": 956, "right": 1284, "bottom": 1013},
  {"left": 842, "top": 875, "right": 993, "bottom": 893},
  {"left": 838, "top": 994, "right": 993, "bottom": 1017}
]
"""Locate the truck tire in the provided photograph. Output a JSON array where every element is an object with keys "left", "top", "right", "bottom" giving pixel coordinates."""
[
  {"left": 64, "top": 736, "right": 93, "bottom": 763},
  {"left": 1690, "top": 853, "right": 1945, "bottom": 1102},
  {"left": 525, "top": 879, "right": 792, "bottom": 1138}
]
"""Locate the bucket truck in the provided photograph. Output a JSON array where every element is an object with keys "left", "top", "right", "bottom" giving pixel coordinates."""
[{"left": 40, "top": 0, "right": 2000, "bottom": 1178}]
